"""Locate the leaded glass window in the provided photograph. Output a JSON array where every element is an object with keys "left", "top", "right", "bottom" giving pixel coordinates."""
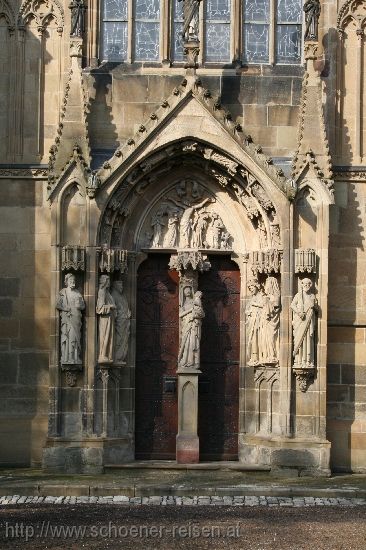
[
  {"left": 172, "top": 0, "right": 184, "bottom": 61},
  {"left": 101, "top": 0, "right": 128, "bottom": 61},
  {"left": 276, "top": 0, "right": 302, "bottom": 63},
  {"left": 100, "top": 0, "right": 302, "bottom": 65},
  {"left": 134, "top": 0, "right": 160, "bottom": 61},
  {"left": 243, "top": 0, "right": 270, "bottom": 63},
  {"left": 204, "top": 0, "right": 231, "bottom": 62},
  {"left": 243, "top": 0, "right": 302, "bottom": 65}
]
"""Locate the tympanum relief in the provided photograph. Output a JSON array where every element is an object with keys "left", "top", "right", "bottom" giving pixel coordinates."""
[
  {"left": 246, "top": 277, "right": 281, "bottom": 367},
  {"left": 142, "top": 180, "right": 233, "bottom": 250}
]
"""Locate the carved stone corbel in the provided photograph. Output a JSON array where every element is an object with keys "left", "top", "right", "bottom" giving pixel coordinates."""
[{"left": 293, "top": 366, "right": 316, "bottom": 392}]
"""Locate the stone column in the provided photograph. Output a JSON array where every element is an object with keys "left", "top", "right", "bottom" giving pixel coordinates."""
[{"left": 169, "top": 252, "right": 210, "bottom": 463}]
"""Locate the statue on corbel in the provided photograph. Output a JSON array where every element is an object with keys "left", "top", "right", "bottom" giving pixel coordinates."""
[
  {"left": 96, "top": 270, "right": 131, "bottom": 366},
  {"left": 291, "top": 278, "right": 318, "bottom": 391},
  {"left": 246, "top": 276, "right": 281, "bottom": 367},
  {"left": 56, "top": 272, "right": 85, "bottom": 386},
  {"left": 178, "top": 287, "right": 205, "bottom": 369}
]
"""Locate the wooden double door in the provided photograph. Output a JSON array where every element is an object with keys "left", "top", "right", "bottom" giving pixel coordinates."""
[{"left": 135, "top": 254, "right": 240, "bottom": 460}]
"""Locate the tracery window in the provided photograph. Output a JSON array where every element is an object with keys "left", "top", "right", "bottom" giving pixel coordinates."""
[{"left": 100, "top": 0, "right": 302, "bottom": 64}]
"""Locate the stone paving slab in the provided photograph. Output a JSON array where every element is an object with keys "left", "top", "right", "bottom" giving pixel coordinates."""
[{"left": 1, "top": 495, "right": 366, "bottom": 507}]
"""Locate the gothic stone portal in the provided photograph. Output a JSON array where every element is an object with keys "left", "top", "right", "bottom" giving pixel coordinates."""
[{"left": 135, "top": 254, "right": 240, "bottom": 461}]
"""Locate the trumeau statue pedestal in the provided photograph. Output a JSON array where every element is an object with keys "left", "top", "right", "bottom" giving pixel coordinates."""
[{"left": 170, "top": 253, "right": 208, "bottom": 463}]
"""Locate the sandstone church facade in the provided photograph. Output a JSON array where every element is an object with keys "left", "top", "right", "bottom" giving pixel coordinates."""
[{"left": 0, "top": 0, "right": 365, "bottom": 474}]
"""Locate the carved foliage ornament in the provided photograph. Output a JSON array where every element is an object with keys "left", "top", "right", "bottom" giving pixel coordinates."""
[{"left": 169, "top": 251, "right": 211, "bottom": 274}]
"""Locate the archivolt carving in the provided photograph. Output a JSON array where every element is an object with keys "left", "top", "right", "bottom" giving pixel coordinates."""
[
  {"left": 0, "top": 0, "right": 15, "bottom": 29},
  {"left": 18, "top": 0, "right": 64, "bottom": 30},
  {"left": 337, "top": 0, "right": 366, "bottom": 31}
]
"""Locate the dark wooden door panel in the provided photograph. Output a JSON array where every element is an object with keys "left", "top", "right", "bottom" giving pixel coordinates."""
[
  {"left": 135, "top": 254, "right": 179, "bottom": 460},
  {"left": 199, "top": 256, "right": 240, "bottom": 460}
]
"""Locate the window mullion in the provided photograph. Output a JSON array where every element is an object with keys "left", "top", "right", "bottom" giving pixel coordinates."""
[
  {"left": 160, "top": 0, "right": 168, "bottom": 63},
  {"left": 199, "top": 1, "right": 204, "bottom": 65},
  {"left": 232, "top": 0, "right": 240, "bottom": 63},
  {"left": 269, "top": 0, "right": 275, "bottom": 65},
  {"left": 127, "top": 0, "right": 133, "bottom": 62}
]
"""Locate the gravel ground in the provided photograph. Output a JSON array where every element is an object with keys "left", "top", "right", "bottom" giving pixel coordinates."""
[{"left": 0, "top": 503, "right": 366, "bottom": 549}]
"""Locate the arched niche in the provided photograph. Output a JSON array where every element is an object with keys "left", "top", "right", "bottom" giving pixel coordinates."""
[
  {"left": 294, "top": 186, "right": 318, "bottom": 249},
  {"left": 61, "top": 183, "right": 86, "bottom": 245},
  {"left": 0, "top": 2, "right": 15, "bottom": 161},
  {"left": 18, "top": 0, "right": 64, "bottom": 162},
  {"left": 336, "top": 0, "right": 366, "bottom": 163}
]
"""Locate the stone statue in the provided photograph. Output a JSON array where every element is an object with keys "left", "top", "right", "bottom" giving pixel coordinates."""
[
  {"left": 56, "top": 273, "right": 85, "bottom": 365},
  {"left": 178, "top": 287, "right": 205, "bottom": 369},
  {"left": 211, "top": 214, "right": 224, "bottom": 249},
  {"left": 111, "top": 280, "right": 131, "bottom": 365},
  {"left": 169, "top": 196, "right": 212, "bottom": 248},
  {"left": 191, "top": 211, "right": 209, "bottom": 248},
  {"left": 178, "top": 0, "right": 202, "bottom": 41},
  {"left": 96, "top": 275, "right": 116, "bottom": 364},
  {"left": 151, "top": 210, "right": 165, "bottom": 247},
  {"left": 261, "top": 277, "right": 281, "bottom": 364},
  {"left": 246, "top": 279, "right": 266, "bottom": 366},
  {"left": 69, "top": 0, "right": 86, "bottom": 38},
  {"left": 303, "top": 0, "right": 321, "bottom": 41},
  {"left": 163, "top": 209, "right": 180, "bottom": 248},
  {"left": 257, "top": 217, "right": 268, "bottom": 249},
  {"left": 291, "top": 278, "right": 318, "bottom": 369}
]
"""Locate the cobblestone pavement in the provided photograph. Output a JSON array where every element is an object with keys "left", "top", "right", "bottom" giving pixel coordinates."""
[
  {"left": 1, "top": 500, "right": 366, "bottom": 549},
  {"left": 1, "top": 495, "right": 366, "bottom": 506}
]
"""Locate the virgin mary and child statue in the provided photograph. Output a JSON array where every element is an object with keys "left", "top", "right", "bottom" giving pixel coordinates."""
[{"left": 178, "top": 286, "right": 205, "bottom": 369}]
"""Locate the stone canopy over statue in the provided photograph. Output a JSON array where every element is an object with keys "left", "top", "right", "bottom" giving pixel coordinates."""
[{"left": 303, "top": 0, "right": 321, "bottom": 41}]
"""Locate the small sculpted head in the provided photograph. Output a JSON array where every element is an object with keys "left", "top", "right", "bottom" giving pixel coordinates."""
[
  {"left": 65, "top": 273, "right": 76, "bottom": 289},
  {"left": 247, "top": 278, "right": 260, "bottom": 296},
  {"left": 99, "top": 274, "right": 110, "bottom": 289},
  {"left": 183, "top": 286, "right": 193, "bottom": 298},
  {"left": 301, "top": 278, "right": 313, "bottom": 293},
  {"left": 113, "top": 280, "right": 123, "bottom": 294}
]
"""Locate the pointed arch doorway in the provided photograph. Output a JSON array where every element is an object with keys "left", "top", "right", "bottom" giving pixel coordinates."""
[{"left": 135, "top": 253, "right": 240, "bottom": 461}]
